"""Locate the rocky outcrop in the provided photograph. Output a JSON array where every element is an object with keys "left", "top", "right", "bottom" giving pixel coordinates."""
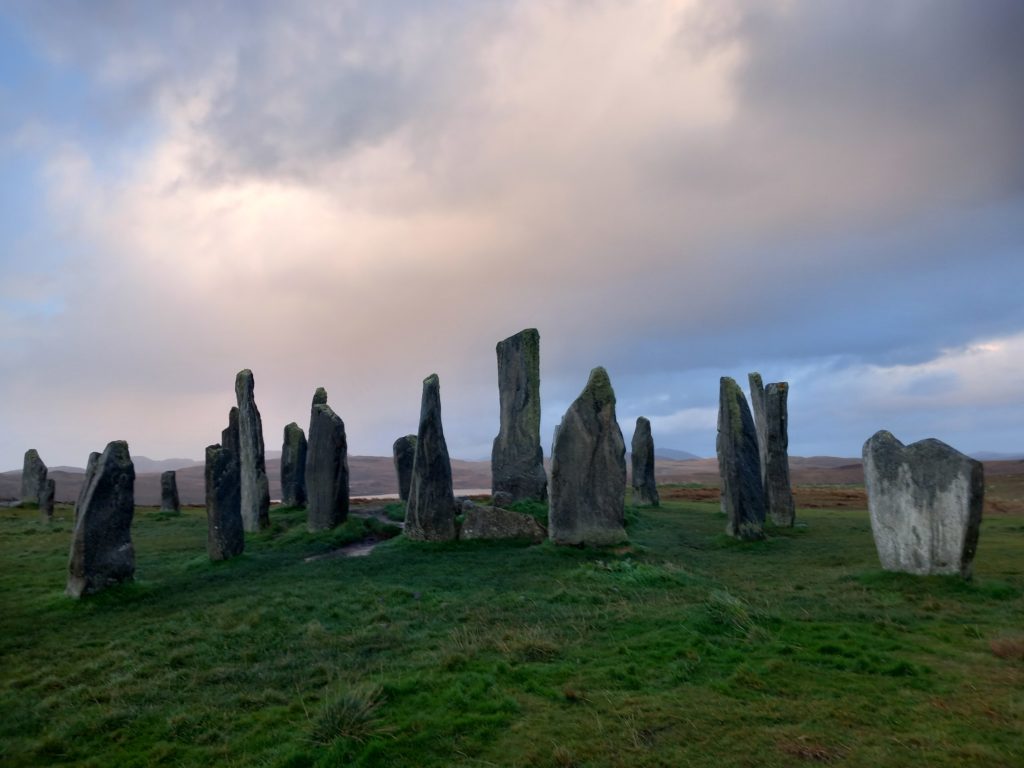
[
  {"left": 306, "top": 404, "right": 350, "bottom": 531},
  {"left": 717, "top": 377, "right": 765, "bottom": 540},
  {"left": 66, "top": 441, "right": 136, "bottom": 598},
  {"left": 281, "top": 422, "right": 308, "bottom": 508},
  {"left": 549, "top": 367, "right": 627, "bottom": 545},
  {"left": 392, "top": 435, "right": 417, "bottom": 502},
  {"left": 631, "top": 416, "right": 659, "bottom": 506},
  {"left": 491, "top": 329, "right": 547, "bottom": 502},
  {"left": 405, "top": 374, "right": 456, "bottom": 541},
  {"left": 235, "top": 369, "right": 270, "bottom": 532},
  {"left": 863, "top": 431, "right": 983, "bottom": 578}
]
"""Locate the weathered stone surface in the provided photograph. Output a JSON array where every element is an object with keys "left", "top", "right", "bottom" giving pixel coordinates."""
[
  {"left": 66, "top": 440, "right": 136, "bottom": 598},
  {"left": 461, "top": 506, "right": 546, "bottom": 543},
  {"left": 39, "top": 478, "right": 55, "bottom": 522},
  {"left": 863, "top": 431, "right": 983, "bottom": 578},
  {"left": 306, "top": 404, "right": 349, "bottom": 531},
  {"left": 392, "top": 435, "right": 417, "bottom": 502},
  {"left": 205, "top": 443, "right": 244, "bottom": 561},
  {"left": 717, "top": 377, "right": 765, "bottom": 540},
  {"left": 491, "top": 328, "right": 547, "bottom": 503},
  {"left": 763, "top": 383, "right": 795, "bottom": 526},
  {"left": 549, "top": 367, "right": 627, "bottom": 545},
  {"left": 281, "top": 423, "right": 308, "bottom": 508},
  {"left": 160, "top": 470, "right": 181, "bottom": 514},
  {"left": 748, "top": 373, "right": 768, "bottom": 490},
  {"left": 235, "top": 369, "right": 270, "bottom": 532},
  {"left": 631, "top": 416, "right": 659, "bottom": 506},
  {"left": 21, "top": 449, "right": 47, "bottom": 505},
  {"left": 491, "top": 490, "right": 514, "bottom": 509},
  {"left": 74, "top": 452, "right": 100, "bottom": 524},
  {"left": 222, "top": 407, "right": 240, "bottom": 458},
  {"left": 405, "top": 374, "right": 456, "bottom": 541},
  {"left": 312, "top": 387, "right": 328, "bottom": 408}
]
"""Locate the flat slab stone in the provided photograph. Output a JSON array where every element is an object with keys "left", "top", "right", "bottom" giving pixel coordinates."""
[
  {"left": 66, "top": 440, "right": 136, "bottom": 598},
  {"left": 392, "top": 434, "right": 417, "bottom": 502},
  {"left": 631, "top": 416, "right": 659, "bottom": 506},
  {"left": 281, "top": 422, "right": 308, "bottom": 508},
  {"left": 205, "top": 442, "right": 244, "bottom": 561},
  {"left": 863, "top": 431, "right": 983, "bottom": 578},
  {"left": 306, "top": 404, "right": 350, "bottom": 531},
  {"left": 549, "top": 367, "right": 627, "bottom": 546},
  {"left": 717, "top": 377, "right": 765, "bottom": 540},
  {"left": 21, "top": 449, "right": 47, "bottom": 505},
  {"left": 461, "top": 506, "right": 546, "bottom": 543}
]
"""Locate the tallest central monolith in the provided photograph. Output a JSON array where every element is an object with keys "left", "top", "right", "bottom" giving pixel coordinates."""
[
  {"left": 235, "top": 369, "right": 270, "bottom": 532},
  {"left": 491, "top": 328, "right": 547, "bottom": 503}
]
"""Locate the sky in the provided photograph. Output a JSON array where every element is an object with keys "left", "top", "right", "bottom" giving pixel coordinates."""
[{"left": 1, "top": 0, "right": 1023, "bottom": 470}]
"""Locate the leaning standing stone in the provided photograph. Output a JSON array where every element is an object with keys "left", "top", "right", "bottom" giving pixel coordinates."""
[
  {"left": 491, "top": 328, "right": 548, "bottom": 503},
  {"left": 392, "top": 435, "right": 417, "bottom": 502},
  {"left": 747, "top": 373, "right": 768, "bottom": 491},
  {"left": 66, "top": 440, "right": 136, "bottom": 598},
  {"left": 21, "top": 449, "right": 47, "bottom": 505},
  {"left": 717, "top": 377, "right": 765, "bottom": 540},
  {"left": 863, "top": 431, "right": 983, "bottom": 578},
  {"left": 631, "top": 416, "right": 659, "bottom": 506},
  {"left": 160, "top": 470, "right": 181, "bottom": 514},
  {"left": 235, "top": 369, "right": 270, "bottom": 532},
  {"left": 763, "top": 383, "right": 795, "bottom": 526},
  {"left": 39, "top": 478, "right": 55, "bottom": 523},
  {"left": 405, "top": 374, "right": 456, "bottom": 541},
  {"left": 306, "top": 405, "right": 349, "bottom": 531},
  {"left": 205, "top": 443, "right": 244, "bottom": 561},
  {"left": 281, "top": 423, "right": 308, "bottom": 508},
  {"left": 549, "top": 367, "right": 627, "bottom": 545}
]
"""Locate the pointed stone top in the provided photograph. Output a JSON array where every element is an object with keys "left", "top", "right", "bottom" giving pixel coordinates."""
[
  {"left": 235, "top": 369, "right": 255, "bottom": 399},
  {"left": 583, "top": 367, "right": 615, "bottom": 405},
  {"left": 636, "top": 415, "right": 651, "bottom": 429},
  {"left": 312, "top": 387, "right": 328, "bottom": 407},
  {"left": 423, "top": 372, "right": 440, "bottom": 388},
  {"left": 748, "top": 372, "right": 763, "bottom": 390}
]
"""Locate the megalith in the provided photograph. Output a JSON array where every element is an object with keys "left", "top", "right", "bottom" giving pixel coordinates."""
[
  {"left": 763, "top": 383, "right": 795, "bottom": 526},
  {"left": 160, "top": 470, "right": 181, "bottom": 514},
  {"left": 235, "top": 369, "right": 270, "bottom": 532},
  {"left": 66, "top": 440, "right": 136, "bottom": 598},
  {"left": 405, "top": 374, "right": 456, "bottom": 541},
  {"left": 863, "top": 431, "right": 983, "bottom": 578},
  {"left": 222, "top": 407, "right": 240, "bottom": 457},
  {"left": 281, "top": 422, "right": 308, "bottom": 508},
  {"left": 491, "top": 328, "right": 547, "bottom": 503},
  {"left": 306, "top": 404, "right": 349, "bottom": 531},
  {"left": 392, "top": 435, "right": 417, "bottom": 502},
  {"left": 74, "top": 452, "right": 100, "bottom": 524},
  {"left": 21, "top": 449, "right": 47, "bottom": 505},
  {"left": 39, "top": 478, "right": 55, "bottom": 522},
  {"left": 205, "top": 442, "right": 244, "bottom": 561},
  {"left": 549, "top": 367, "right": 627, "bottom": 545},
  {"left": 717, "top": 377, "right": 765, "bottom": 540},
  {"left": 631, "top": 416, "right": 659, "bottom": 506}
]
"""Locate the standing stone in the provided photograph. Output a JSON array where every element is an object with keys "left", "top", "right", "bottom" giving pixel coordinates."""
[
  {"left": 405, "top": 374, "right": 456, "bottom": 541},
  {"left": 306, "top": 405, "right": 349, "bottom": 531},
  {"left": 281, "top": 423, "right": 308, "bottom": 508},
  {"left": 205, "top": 443, "right": 244, "bottom": 561},
  {"left": 717, "top": 377, "right": 765, "bottom": 540},
  {"left": 160, "top": 470, "right": 181, "bottom": 514},
  {"left": 863, "top": 431, "right": 983, "bottom": 578},
  {"left": 222, "top": 407, "right": 240, "bottom": 458},
  {"left": 310, "top": 387, "right": 328, "bottom": 436},
  {"left": 74, "top": 452, "right": 101, "bottom": 524},
  {"left": 21, "top": 449, "right": 47, "bottom": 505},
  {"left": 491, "top": 328, "right": 547, "bottom": 503},
  {"left": 763, "top": 383, "right": 795, "bottom": 526},
  {"left": 631, "top": 416, "right": 660, "bottom": 506},
  {"left": 39, "top": 478, "right": 55, "bottom": 523},
  {"left": 66, "top": 441, "right": 136, "bottom": 598},
  {"left": 549, "top": 367, "right": 627, "bottom": 545},
  {"left": 748, "top": 374, "right": 769, "bottom": 491},
  {"left": 392, "top": 435, "right": 417, "bottom": 502},
  {"left": 235, "top": 369, "right": 270, "bottom": 532}
]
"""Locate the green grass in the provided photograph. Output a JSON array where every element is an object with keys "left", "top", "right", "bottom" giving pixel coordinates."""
[{"left": 1, "top": 498, "right": 1022, "bottom": 767}]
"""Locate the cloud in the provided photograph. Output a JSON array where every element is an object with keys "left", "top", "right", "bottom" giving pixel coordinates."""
[{"left": 0, "top": 1, "right": 1022, "bottom": 468}]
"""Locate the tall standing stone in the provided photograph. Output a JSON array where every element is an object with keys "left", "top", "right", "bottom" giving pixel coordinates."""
[
  {"left": 39, "top": 478, "right": 56, "bottom": 522},
  {"left": 281, "top": 423, "right": 308, "bottom": 508},
  {"left": 631, "top": 416, "right": 659, "bottom": 506},
  {"left": 762, "top": 383, "right": 795, "bottom": 526},
  {"left": 74, "top": 452, "right": 100, "bottom": 524},
  {"left": 405, "top": 374, "right": 456, "bottom": 541},
  {"left": 717, "top": 377, "right": 765, "bottom": 540},
  {"left": 66, "top": 440, "right": 136, "bottom": 598},
  {"left": 21, "top": 449, "right": 47, "bottom": 505},
  {"left": 310, "top": 387, "right": 328, "bottom": 435},
  {"left": 235, "top": 369, "right": 270, "bottom": 532},
  {"left": 491, "top": 329, "right": 547, "bottom": 502},
  {"left": 748, "top": 373, "right": 769, "bottom": 490},
  {"left": 863, "top": 431, "right": 983, "bottom": 578},
  {"left": 160, "top": 470, "right": 181, "bottom": 514},
  {"left": 392, "top": 435, "right": 417, "bottom": 502},
  {"left": 306, "top": 405, "right": 349, "bottom": 531},
  {"left": 222, "top": 407, "right": 240, "bottom": 458},
  {"left": 549, "top": 367, "right": 627, "bottom": 545},
  {"left": 205, "top": 442, "right": 244, "bottom": 561}
]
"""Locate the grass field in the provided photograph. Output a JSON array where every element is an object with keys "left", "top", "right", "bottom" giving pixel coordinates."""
[{"left": 2, "top": 495, "right": 1023, "bottom": 767}]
